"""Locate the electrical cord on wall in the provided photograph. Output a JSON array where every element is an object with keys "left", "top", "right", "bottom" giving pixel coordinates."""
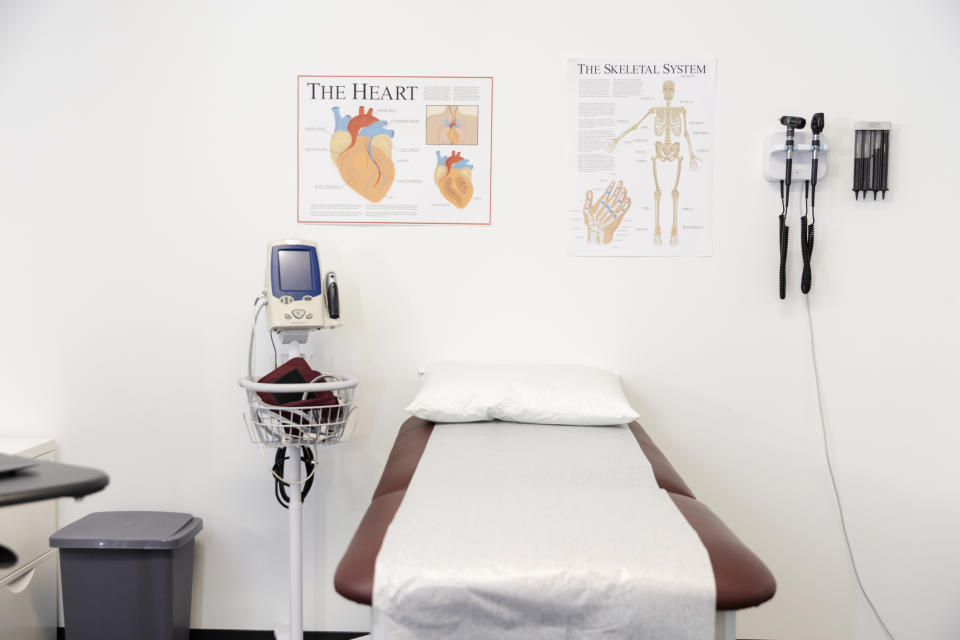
[
  {"left": 248, "top": 296, "right": 267, "bottom": 379},
  {"left": 805, "top": 296, "right": 896, "bottom": 640},
  {"left": 248, "top": 294, "right": 279, "bottom": 378}
]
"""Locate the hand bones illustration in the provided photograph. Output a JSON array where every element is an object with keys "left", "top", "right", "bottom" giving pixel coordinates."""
[{"left": 582, "top": 180, "right": 631, "bottom": 244}]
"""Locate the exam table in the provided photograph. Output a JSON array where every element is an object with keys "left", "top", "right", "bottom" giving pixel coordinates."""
[{"left": 335, "top": 417, "right": 776, "bottom": 635}]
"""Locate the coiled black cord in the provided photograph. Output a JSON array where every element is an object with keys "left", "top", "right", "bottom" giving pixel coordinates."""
[
  {"left": 779, "top": 180, "right": 788, "bottom": 300},
  {"left": 272, "top": 446, "right": 317, "bottom": 508},
  {"left": 800, "top": 181, "right": 815, "bottom": 294}
]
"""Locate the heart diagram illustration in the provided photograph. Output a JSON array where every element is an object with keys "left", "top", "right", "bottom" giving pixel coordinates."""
[
  {"left": 443, "top": 107, "right": 462, "bottom": 143},
  {"left": 425, "top": 105, "right": 480, "bottom": 146},
  {"left": 330, "top": 106, "right": 395, "bottom": 203},
  {"left": 445, "top": 121, "right": 462, "bottom": 143},
  {"left": 434, "top": 150, "right": 474, "bottom": 209}
]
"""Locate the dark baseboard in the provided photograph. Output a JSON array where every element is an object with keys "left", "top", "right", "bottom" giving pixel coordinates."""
[
  {"left": 189, "top": 632, "right": 366, "bottom": 639},
  {"left": 58, "top": 629, "right": 366, "bottom": 639},
  {"left": 59, "top": 627, "right": 766, "bottom": 640}
]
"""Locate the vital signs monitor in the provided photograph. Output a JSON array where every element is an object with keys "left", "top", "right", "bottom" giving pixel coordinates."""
[{"left": 265, "top": 239, "right": 340, "bottom": 331}]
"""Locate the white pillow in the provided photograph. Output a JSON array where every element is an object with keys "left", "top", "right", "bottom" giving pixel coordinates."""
[{"left": 405, "top": 362, "right": 638, "bottom": 426}]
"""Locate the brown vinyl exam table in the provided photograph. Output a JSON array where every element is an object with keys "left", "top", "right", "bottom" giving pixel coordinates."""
[{"left": 335, "top": 418, "right": 776, "bottom": 639}]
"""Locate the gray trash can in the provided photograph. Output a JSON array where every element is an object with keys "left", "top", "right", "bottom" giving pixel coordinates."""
[{"left": 50, "top": 511, "right": 203, "bottom": 640}]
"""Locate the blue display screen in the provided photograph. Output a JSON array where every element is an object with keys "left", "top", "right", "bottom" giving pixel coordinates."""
[{"left": 278, "top": 250, "right": 313, "bottom": 290}]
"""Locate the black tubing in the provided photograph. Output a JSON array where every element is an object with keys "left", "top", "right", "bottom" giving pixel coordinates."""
[
  {"left": 801, "top": 219, "right": 814, "bottom": 294},
  {"left": 779, "top": 214, "right": 789, "bottom": 300}
]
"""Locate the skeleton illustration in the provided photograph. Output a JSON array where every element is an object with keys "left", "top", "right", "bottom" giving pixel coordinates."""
[{"left": 605, "top": 80, "right": 699, "bottom": 246}]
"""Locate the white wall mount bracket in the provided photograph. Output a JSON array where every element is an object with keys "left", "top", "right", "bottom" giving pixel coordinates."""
[{"left": 762, "top": 131, "right": 829, "bottom": 182}]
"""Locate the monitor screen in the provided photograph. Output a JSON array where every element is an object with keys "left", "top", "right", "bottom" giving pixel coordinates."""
[{"left": 278, "top": 249, "right": 314, "bottom": 291}]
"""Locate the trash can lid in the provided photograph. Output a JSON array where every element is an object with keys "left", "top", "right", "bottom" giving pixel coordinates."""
[{"left": 50, "top": 511, "right": 203, "bottom": 550}]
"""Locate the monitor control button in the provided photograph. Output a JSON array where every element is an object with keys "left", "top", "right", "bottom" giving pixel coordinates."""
[
  {"left": 306, "top": 313, "right": 314, "bottom": 319},
  {"left": 280, "top": 296, "right": 293, "bottom": 304},
  {"left": 303, "top": 296, "right": 313, "bottom": 301},
  {"left": 284, "top": 313, "right": 292, "bottom": 320},
  {"left": 292, "top": 309, "right": 306, "bottom": 319}
]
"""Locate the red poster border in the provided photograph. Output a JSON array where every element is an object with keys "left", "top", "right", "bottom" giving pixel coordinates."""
[{"left": 297, "top": 75, "right": 494, "bottom": 226}]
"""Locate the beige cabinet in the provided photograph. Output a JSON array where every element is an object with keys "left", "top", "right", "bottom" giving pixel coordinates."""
[{"left": 0, "top": 439, "right": 57, "bottom": 640}]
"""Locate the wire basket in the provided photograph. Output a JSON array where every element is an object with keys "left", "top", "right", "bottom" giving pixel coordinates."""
[{"left": 239, "top": 374, "right": 358, "bottom": 447}]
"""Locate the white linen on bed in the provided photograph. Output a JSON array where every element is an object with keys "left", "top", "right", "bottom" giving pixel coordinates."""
[{"left": 372, "top": 422, "right": 716, "bottom": 640}]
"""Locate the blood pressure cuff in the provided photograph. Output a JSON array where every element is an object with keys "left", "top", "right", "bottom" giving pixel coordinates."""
[
  {"left": 256, "top": 357, "right": 339, "bottom": 408},
  {"left": 255, "top": 357, "right": 342, "bottom": 430}
]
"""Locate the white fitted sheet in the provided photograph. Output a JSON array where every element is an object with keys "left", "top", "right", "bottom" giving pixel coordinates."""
[{"left": 372, "top": 422, "right": 716, "bottom": 639}]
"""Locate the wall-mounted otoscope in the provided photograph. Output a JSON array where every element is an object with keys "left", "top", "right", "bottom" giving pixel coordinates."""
[
  {"left": 778, "top": 116, "right": 806, "bottom": 300},
  {"left": 800, "top": 113, "right": 823, "bottom": 294},
  {"left": 763, "top": 115, "right": 828, "bottom": 300},
  {"left": 809, "top": 114, "right": 823, "bottom": 200},
  {"left": 780, "top": 115, "right": 806, "bottom": 210}
]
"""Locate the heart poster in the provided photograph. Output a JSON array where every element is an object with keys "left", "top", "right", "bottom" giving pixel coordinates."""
[{"left": 298, "top": 75, "right": 493, "bottom": 225}]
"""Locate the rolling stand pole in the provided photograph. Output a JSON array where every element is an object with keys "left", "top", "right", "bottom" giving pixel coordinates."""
[
  {"left": 277, "top": 334, "right": 307, "bottom": 640},
  {"left": 284, "top": 445, "right": 304, "bottom": 640}
]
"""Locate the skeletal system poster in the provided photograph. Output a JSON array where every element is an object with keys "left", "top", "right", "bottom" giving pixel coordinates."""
[
  {"left": 566, "top": 59, "right": 716, "bottom": 256},
  {"left": 298, "top": 75, "right": 492, "bottom": 225}
]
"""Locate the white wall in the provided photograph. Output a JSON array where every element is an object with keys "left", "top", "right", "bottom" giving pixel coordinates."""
[{"left": 1, "top": 0, "right": 958, "bottom": 638}]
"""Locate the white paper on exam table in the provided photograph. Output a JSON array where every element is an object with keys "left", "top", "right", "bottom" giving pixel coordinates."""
[{"left": 373, "top": 422, "right": 715, "bottom": 640}]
